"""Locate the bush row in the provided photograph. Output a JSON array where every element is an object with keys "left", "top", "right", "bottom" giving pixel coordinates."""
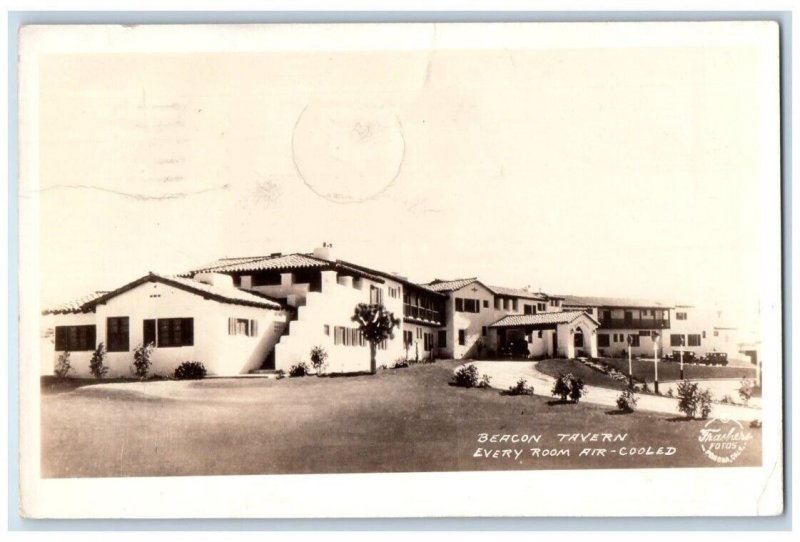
[{"left": 54, "top": 344, "right": 206, "bottom": 381}]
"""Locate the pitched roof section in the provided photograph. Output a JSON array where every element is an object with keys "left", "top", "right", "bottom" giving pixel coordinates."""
[
  {"left": 336, "top": 259, "right": 446, "bottom": 297},
  {"left": 42, "top": 291, "right": 110, "bottom": 315},
  {"left": 43, "top": 273, "right": 285, "bottom": 315},
  {"left": 488, "top": 285, "right": 547, "bottom": 301},
  {"left": 185, "top": 253, "right": 386, "bottom": 283},
  {"left": 560, "top": 295, "right": 674, "bottom": 310},
  {"left": 490, "top": 311, "right": 599, "bottom": 328},
  {"left": 424, "top": 278, "right": 481, "bottom": 292},
  {"left": 190, "top": 253, "right": 326, "bottom": 274}
]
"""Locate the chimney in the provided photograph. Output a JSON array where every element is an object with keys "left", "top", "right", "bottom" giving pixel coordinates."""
[{"left": 313, "top": 242, "right": 335, "bottom": 261}]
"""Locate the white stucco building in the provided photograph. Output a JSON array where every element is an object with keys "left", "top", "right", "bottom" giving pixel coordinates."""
[{"left": 42, "top": 244, "right": 754, "bottom": 378}]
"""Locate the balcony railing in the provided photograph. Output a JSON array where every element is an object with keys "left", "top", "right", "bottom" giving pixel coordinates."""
[
  {"left": 403, "top": 304, "right": 443, "bottom": 325},
  {"left": 599, "top": 318, "right": 670, "bottom": 330}
]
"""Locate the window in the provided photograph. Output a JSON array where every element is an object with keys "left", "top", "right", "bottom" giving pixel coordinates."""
[
  {"left": 323, "top": 325, "right": 330, "bottom": 336},
  {"left": 417, "top": 327, "right": 422, "bottom": 339},
  {"left": 702, "top": 330, "right": 706, "bottom": 339},
  {"left": 574, "top": 330, "right": 584, "bottom": 348},
  {"left": 676, "top": 312, "right": 687, "bottom": 320},
  {"left": 424, "top": 333, "right": 433, "bottom": 351},
  {"left": 629, "top": 335, "right": 640, "bottom": 347},
  {"left": 638, "top": 330, "right": 650, "bottom": 336},
  {"left": 228, "top": 318, "right": 258, "bottom": 337},
  {"left": 251, "top": 272, "right": 281, "bottom": 287},
  {"left": 370, "top": 285, "right": 384, "bottom": 305},
  {"left": 523, "top": 304, "right": 533, "bottom": 315},
  {"left": 538, "top": 330, "right": 543, "bottom": 339},
  {"left": 482, "top": 326, "right": 488, "bottom": 337},
  {"left": 388, "top": 287, "right": 399, "bottom": 299},
  {"left": 403, "top": 330, "right": 413, "bottom": 346},
  {"left": 598, "top": 334, "right": 610, "bottom": 347},
  {"left": 538, "top": 302, "right": 547, "bottom": 312},
  {"left": 670, "top": 334, "right": 685, "bottom": 347},
  {"left": 624, "top": 311, "right": 633, "bottom": 324},
  {"left": 458, "top": 329, "right": 466, "bottom": 346},
  {"left": 455, "top": 298, "right": 480, "bottom": 313},
  {"left": 512, "top": 299, "right": 518, "bottom": 312},
  {"left": 54, "top": 325, "right": 96, "bottom": 351},
  {"left": 550, "top": 299, "right": 560, "bottom": 307},
  {"left": 333, "top": 326, "right": 366, "bottom": 347},
  {"left": 483, "top": 299, "right": 489, "bottom": 308},
  {"left": 157, "top": 318, "right": 194, "bottom": 347},
  {"left": 438, "top": 330, "right": 447, "bottom": 348},
  {"left": 601, "top": 310, "right": 611, "bottom": 322},
  {"left": 687, "top": 334, "right": 702, "bottom": 347},
  {"left": 106, "top": 317, "right": 129, "bottom": 352}
]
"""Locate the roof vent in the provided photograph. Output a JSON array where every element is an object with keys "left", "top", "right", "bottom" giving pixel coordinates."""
[{"left": 270, "top": 252, "right": 282, "bottom": 257}]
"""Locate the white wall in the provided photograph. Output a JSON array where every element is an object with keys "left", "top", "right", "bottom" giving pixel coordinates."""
[
  {"left": 50, "top": 280, "right": 288, "bottom": 377},
  {"left": 273, "top": 271, "right": 406, "bottom": 374}
]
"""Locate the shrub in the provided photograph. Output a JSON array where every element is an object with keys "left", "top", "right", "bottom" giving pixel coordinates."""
[
  {"left": 89, "top": 342, "right": 109, "bottom": 379},
  {"left": 506, "top": 378, "right": 534, "bottom": 396},
  {"left": 551, "top": 373, "right": 587, "bottom": 403},
  {"left": 275, "top": 369, "right": 286, "bottom": 380},
  {"left": 676, "top": 379, "right": 714, "bottom": 419},
  {"left": 452, "top": 364, "right": 480, "bottom": 388},
  {"left": 54, "top": 350, "right": 72, "bottom": 379},
  {"left": 738, "top": 378, "right": 755, "bottom": 405},
  {"left": 309, "top": 346, "right": 328, "bottom": 375},
  {"left": 720, "top": 394, "right": 734, "bottom": 405},
  {"left": 289, "top": 362, "right": 309, "bottom": 377},
  {"left": 173, "top": 361, "right": 206, "bottom": 380},
  {"left": 616, "top": 389, "right": 638, "bottom": 412},
  {"left": 132, "top": 342, "right": 155, "bottom": 379},
  {"left": 699, "top": 389, "right": 713, "bottom": 420},
  {"left": 394, "top": 357, "right": 410, "bottom": 369},
  {"left": 478, "top": 373, "right": 492, "bottom": 389}
]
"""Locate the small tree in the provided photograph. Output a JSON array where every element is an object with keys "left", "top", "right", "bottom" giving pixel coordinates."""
[
  {"left": 676, "top": 379, "right": 714, "bottom": 420},
  {"left": 738, "top": 378, "right": 755, "bottom": 405},
  {"left": 54, "top": 350, "right": 72, "bottom": 379},
  {"left": 310, "top": 346, "right": 329, "bottom": 376},
  {"left": 132, "top": 342, "right": 155, "bottom": 380},
  {"left": 352, "top": 303, "right": 400, "bottom": 375},
  {"left": 89, "top": 342, "right": 109, "bottom": 379},
  {"left": 551, "top": 372, "right": 587, "bottom": 403},
  {"left": 616, "top": 389, "right": 638, "bottom": 413}
]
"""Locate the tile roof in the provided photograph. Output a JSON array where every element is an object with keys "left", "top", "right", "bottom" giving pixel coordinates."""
[
  {"left": 424, "top": 278, "right": 481, "bottom": 292},
  {"left": 490, "top": 311, "right": 598, "bottom": 328},
  {"left": 559, "top": 295, "right": 674, "bottom": 309},
  {"left": 190, "top": 253, "right": 327, "bottom": 274},
  {"left": 43, "top": 273, "right": 284, "bottom": 314},
  {"left": 185, "top": 253, "right": 387, "bottom": 283},
  {"left": 488, "top": 285, "right": 547, "bottom": 300},
  {"left": 42, "top": 291, "right": 110, "bottom": 315},
  {"left": 336, "top": 260, "right": 445, "bottom": 296}
]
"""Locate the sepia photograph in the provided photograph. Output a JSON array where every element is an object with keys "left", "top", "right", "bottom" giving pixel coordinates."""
[{"left": 15, "top": 20, "right": 784, "bottom": 518}]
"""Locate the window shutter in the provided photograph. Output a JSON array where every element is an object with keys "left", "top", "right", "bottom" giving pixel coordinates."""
[
  {"left": 87, "top": 326, "right": 96, "bottom": 350},
  {"left": 250, "top": 319, "right": 258, "bottom": 337},
  {"left": 143, "top": 319, "right": 156, "bottom": 347},
  {"left": 183, "top": 318, "right": 194, "bottom": 346},
  {"left": 55, "top": 327, "right": 66, "bottom": 351}
]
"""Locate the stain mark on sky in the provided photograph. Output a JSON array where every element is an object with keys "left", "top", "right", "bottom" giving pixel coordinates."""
[{"left": 34, "top": 183, "right": 231, "bottom": 201}]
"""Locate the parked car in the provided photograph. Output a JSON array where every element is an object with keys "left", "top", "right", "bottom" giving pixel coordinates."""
[
  {"left": 702, "top": 352, "right": 728, "bottom": 366},
  {"left": 669, "top": 350, "right": 697, "bottom": 363}
]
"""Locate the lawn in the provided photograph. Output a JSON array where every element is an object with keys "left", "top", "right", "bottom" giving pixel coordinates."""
[
  {"left": 536, "top": 359, "right": 629, "bottom": 390},
  {"left": 600, "top": 357, "right": 757, "bottom": 383},
  {"left": 41, "top": 360, "right": 761, "bottom": 478}
]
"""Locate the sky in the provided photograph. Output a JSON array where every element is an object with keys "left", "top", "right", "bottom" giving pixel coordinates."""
[{"left": 28, "top": 26, "right": 776, "bottom": 329}]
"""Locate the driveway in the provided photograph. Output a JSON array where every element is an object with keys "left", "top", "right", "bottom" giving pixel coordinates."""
[{"left": 461, "top": 361, "right": 762, "bottom": 422}]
